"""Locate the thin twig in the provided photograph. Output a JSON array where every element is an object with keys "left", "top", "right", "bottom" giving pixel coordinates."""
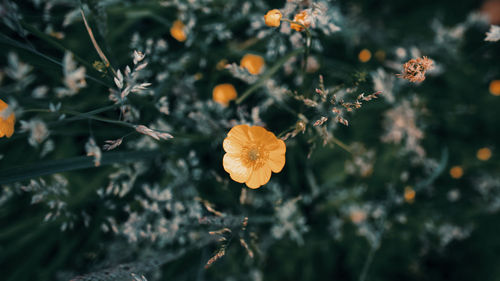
[{"left": 80, "top": 8, "right": 117, "bottom": 76}]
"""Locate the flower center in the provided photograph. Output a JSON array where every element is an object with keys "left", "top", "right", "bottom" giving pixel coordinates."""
[
  {"left": 248, "top": 148, "right": 260, "bottom": 161},
  {"left": 241, "top": 144, "right": 269, "bottom": 169}
]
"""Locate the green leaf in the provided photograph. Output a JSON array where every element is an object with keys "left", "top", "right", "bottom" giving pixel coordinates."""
[{"left": 0, "top": 150, "right": 159, "bottom": 185}]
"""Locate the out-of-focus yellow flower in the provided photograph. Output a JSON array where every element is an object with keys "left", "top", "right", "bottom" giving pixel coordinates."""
[
  {"left": 0, "top": 99, "right": 15, "bottom": 138},
  {"left": 449, "top": 166, "right": 464, "bottom": 179},
  {"left": 477, "top": 147, "right": 492, "bottom": 161},
  {"left": 291, "top": 10, "right": 311, "bottom": 32},
  {"left": 358, "top": 49, "right": 372, "bottom": 63},
  {"left": 404, "top": 186, "right": 416, "bottom": 203},
  {"left": 489, "top": 80, "right": 500, "bottom": 96},
  {"left": 170, "top": 20, "right": 187, "bottom": 42},
  {"left": 212, "top": 84, "right": 237, "bottom": 106},
  {"left": 240, "top": 54, "right": 265, "bottom": 75},
  {"left": 264, "top": 9, "right": 282, "bottom": 27},
  {"left": 223, "top": 125, "right": 286, "bottom": 189}
]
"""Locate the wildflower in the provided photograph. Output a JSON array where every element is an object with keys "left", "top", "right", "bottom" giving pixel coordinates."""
[
  {"left": 477, "top": 147, "right": 492, "bottom": 161},
  {"left": 19, "top": 119, "right": 49, "bottom": 146},
  {"left": 85, "top": 138, "right": 102, "bottom": 167},
  {"left": 358, "top": 49, "right": 372, "bottom": 63},
  {"left": 170, "top": 20, "right": 187, "bottom": 42},
  {"left": 240, "top": 54, "right": 265, "bottom": 75},
  {"left": 404, "top": 186, "right": 416, "bottom": 203},
  {"left": 397, "top": 56, "right": 434, "bottom": 83},
  {"left": 264, "top": 9, "right": 282, "bottom": 27},
  {"left": 223, "top": 125, "right": 286, "bottom": 189},
  {"left": 291, "top": 11, "right": 311, "bottom": 32},
  {"left": 212, "top": 84, "right": 237, "bottom": 106},
  {"left": 0, "top": 99, "right": 15, "bottom": 138},
  {"left": 485, "top": 25, "right": 500, "bottom": 42},
  {"left": 55, "top": 52, "right": 86, "bottom": 97},
  {"left": 489, "top": 80, "right": 500, "bottom": 96},
  {"left": 449, "top": 166, "right": 464, "bottom": 179}
]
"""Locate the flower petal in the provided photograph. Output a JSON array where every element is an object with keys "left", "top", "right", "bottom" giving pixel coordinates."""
[
  {"left": 268, "top": 153, "right": 285, "bottom": 173},
  {"left": 226, "top": 124, "right": 251, "bottom": 145},
  {"left": 245, "top": 165, "right": 271, "bottom": 189},
  {"left": 268, "top": 139, "right": 286, "bottom": 172},
  {"left": 0, "top": 99, "right": 8, "bottom": 111},
  {"left": 223, "top": 135, "right": 244, "bottom": 154},
  {"left": 223, "top": 153, "right": 250, "bottom": 183},
  {"left": 267, "top": 138, "right": 286, "bottom": 154},
  {"left": 248, "top": 126, "right": 276, "bottom": 143}
]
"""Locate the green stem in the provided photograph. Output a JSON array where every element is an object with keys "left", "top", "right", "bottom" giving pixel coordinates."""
[
  {"left": 19, "top": 20, "right": 95, "bottom": 73},
  {"left": 236, "top": 48, "right": 304, "bottom": 104},
  {"left": 22, "top": 108, "right": 134, "bottom": 128},
  {"left": 281, "top": 18, "right": 312, "bottom": 73},
  {"left": 331, "top": 136, "right": 352, "bottom": 154},
  {"left": 0, "top": 150, "right": 159, "bottom": 185}
]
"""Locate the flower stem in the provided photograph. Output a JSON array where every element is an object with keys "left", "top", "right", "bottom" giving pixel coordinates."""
[
  {"left": 280, "top": 19, "right": 312, "bottom": 73},
  {"left": 22, "top": 107, "right": 135, "bottom": 128},
  {"left": 331, "top": 136, "right": 352, "bottom": 154}
]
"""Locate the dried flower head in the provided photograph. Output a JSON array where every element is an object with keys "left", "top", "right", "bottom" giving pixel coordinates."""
[
  {"left": 240, "top": 54, "right": 265, "bottom": 75},
  {"left": 170, "top": 20, "right": 187, "bottom": 42},
  {"left": 0, "top": 99, "right": 15, "bottom": 138},
  {"left": 103, "top": 138, "right": 123, "bottom": 151},
  {"left": 291, "top": 10, "right": 311, "bottom": 32},
  {"left": 212, "top": 84, "right": 237, "bottom": 106},
  {"left": 264, "top": 9, "right": 282, "bottom": 27},
  {"left": 397, "top": 56, "right": 434, "bottom": 83},
  {"left": 223, "top": 125, "right": 286, "bottom": 189},
  {"left": 135, "top": 125, "right": 173, "bottom": 141}
]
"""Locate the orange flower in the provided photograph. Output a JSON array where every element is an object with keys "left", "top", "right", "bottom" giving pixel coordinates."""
[
  {"left": 449, "top": 166, "right": 464, "bottom": 179},
  {"left": 404, "top": 186, "right": 416, "bottom": 203},
  {"left": 477, "top": 147, "right": 492, "bottom": 161},
  {"left": 0, "top": 99, "right": 15, "bottom": 138},
  {"left": 223, "top": 125, "right": 286, "bottom": 189},
  {"left": 489, "top": 80, "right": 500, "bottom": 96},
  {"left": 264, "top": 9, "right": 282, "bottom": 27},
  {"left": 170, "top": 20, "right": 187, "bottom": 42},
  {"left": 290, "top": 10, "right": 311, "bottom": 32},
  {"left": 358, "top": 49, "right": 372, "bottom": 63},
  {"left": 212, "top": 84, "right": 237, "bottom": 106},
  {"left": 240, "top": 54, "right": 265, "bottom": 75}
]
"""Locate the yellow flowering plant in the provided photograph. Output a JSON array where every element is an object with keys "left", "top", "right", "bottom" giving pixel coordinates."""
[
  {"left": 1, "top": 1, "right": 499, "bottom": 281},
  {"left": 222, "top": 125, "right": 286, "bottom": 189}
]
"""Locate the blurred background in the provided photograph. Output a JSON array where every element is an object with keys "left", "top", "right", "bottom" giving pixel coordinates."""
[{"left": 1, "top": 0, "right": 500, "bottom": 280}]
